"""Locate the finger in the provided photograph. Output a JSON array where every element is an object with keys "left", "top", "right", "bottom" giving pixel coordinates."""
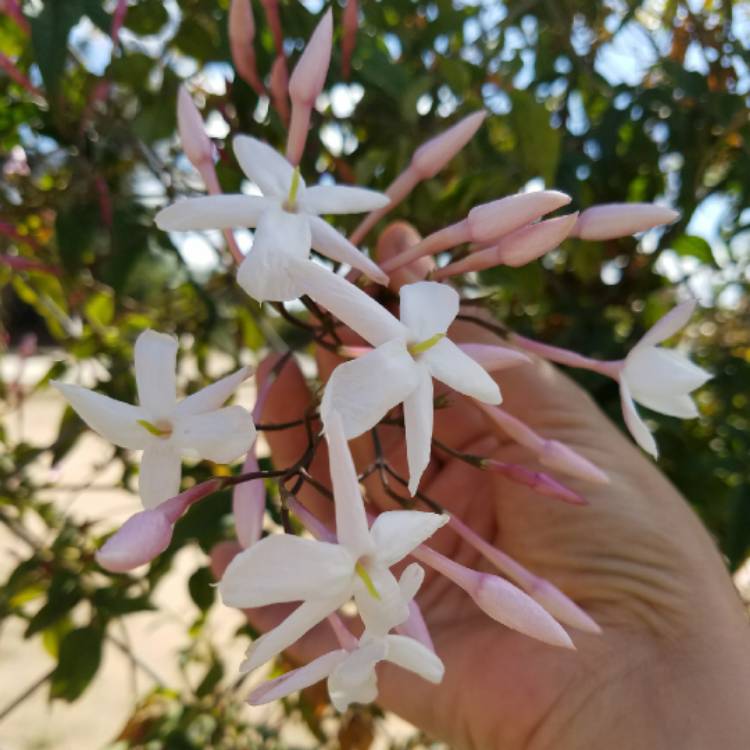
[{"left": 376, "top": 221, "right": 433, "bottom": 291}]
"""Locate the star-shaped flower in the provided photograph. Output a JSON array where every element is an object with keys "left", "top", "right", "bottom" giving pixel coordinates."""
[
  {"left": 218, "top": 411, "right": 448, "bottom": 673},
  {"left": 53, "top": 330, "right": 255, "bottom": 507},
  {"left": 321, "top": 281, "right": 502, "bottom": 493},
  {"left": 155, "top": 136, "right": 389, "bottom": 301},
  {"left": 617, "top": 299, "right": 711, "bottom": 457}
]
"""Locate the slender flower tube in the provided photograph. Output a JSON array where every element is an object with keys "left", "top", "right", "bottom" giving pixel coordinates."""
[
  {"left": 349, "top": 111, "right": 488, "bottom": 245},
  {"left": 287, "top": 9, "right": 333, "bottom": 166},
  {"left": 232, "top": 452, "right": 265, "bottom": 547},
  {"left": 269, "top": 55, "right": 290, "bottom": 126},
  {"left": 229, "top": 0, "right": 264, "bottom": 95},
  {"left": 482, "top": 460, "right": 586, "bottom": 506},
  {"left": 569, "top": 203, "right": 679, "bottom": 241},
  {"left": 341, "top": 0, "right": 358, "bottom": 79},
  {"left": 434, "top": 212, "right": 578, "bottom": 279},
  {"left": 111, "top": 0, "right": 128, "bottom": 45},
  {"left": 155, "top": 135, "right": 390, "bottom": 299},
  {"left": 53, "top": 330, "right": 255, "bottom": 507},
  {"left": 475, "top": 402, "right": 609, "bottom": 485},
  {"left": 261, "top": 0, "right": 283, "bottom": 54},
  {"left": 321, "top": 282, "right": 502, "bottom": 493},
  {"left": 458, "top": 343, "right": 531, "bottom": 372},
  {"left": 381, "top": 191, "right": 572, "bottom": 273}
]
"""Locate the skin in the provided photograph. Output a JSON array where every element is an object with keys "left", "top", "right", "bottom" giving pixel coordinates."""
[{"left": 212, "top": 224, "right": 750, "bottom": 749}]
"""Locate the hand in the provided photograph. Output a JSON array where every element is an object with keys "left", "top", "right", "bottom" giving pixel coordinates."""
[{"left": 212, "top": 226, "right": 750, "bottom": 750}]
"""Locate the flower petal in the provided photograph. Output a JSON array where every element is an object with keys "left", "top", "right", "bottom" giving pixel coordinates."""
[
  {"left": 458, "top": 343, "right": 531, "bottom": 372},
  {"left": 384, "top": 634, "right": 444, "bottom": 683},
  {"left": 637, "top": 299, "right": 696, "bottom": 349},
  {"left": 236, "top": 209, "right": 312, "bottom": 302},
  {"left": 422, "top": 338, "right": 502, "bottom": 404},
  {"left": 51, "top": 381, "right": 147, "bottom": 450},
  {"left": 134, "top": 330, "right": 178, "bottom": 421},
  {"left": 398, "top": 562, "right": 425, "bottom": 602},
  {"left": 155, "top": 195, "right": 273, "bottom": 231},
  {"left": 400, "top": 281, "right": 459, "bottom": 340},
  {"left": 632, "top": 390, "right": 699, "bottom": 419},
  {"left": 302, "top": 260, "right": 407, "bottom": 346},
  {"left": 219, "top": 534, "right": 354, "bottom": 608},
  {"left": 96, "top": 509, "right": 173, "bottom": 572},
  {"left": 331, "top": 640, "right": 386, "bottom": 690},
  {"left": 233, "top": 135, "right": 295, "bottom": 198},
  {"left": 301, "top": 184, "right": 390, "bottom": 215},
  {"left": 321, "top": 340, "right": 419, "bottom": 439},
  {"left": 371, "top": 511, "right": 448, "bottom": 567},
  {"left": 176, "top": 365, "right": 253, "bottom": 418},
  {"left": 308, "top": 215, "right": 389, "bottom": 285},
  {"left": 620, "top": 380, "right": 658, "bottom": 457},
  {"left": 240, "top": 595, "right": 345, "bottom": 673},
  {"left": 248, "top": 649, "right": 347, "bottom": 705},
  {"left": 139, "top": 444, "right": 182, "bottom": 508},
  {"left": 328, "top": 663, "right": 379, "bottom": 712},
  {"left": 354, "top": 565, "right": 409, "bottom": 635},
  {"left": 625, "top": 347, "right": 711, "bottom": 398},
  {"left": 325, "top": 411, "right": 375, "bottom": 559},
  {"left": 173, "top": 405, "right": 255, "bottom": 463},
  {"left": 403, "top": 364, "right": 434, "bottom": 495}
]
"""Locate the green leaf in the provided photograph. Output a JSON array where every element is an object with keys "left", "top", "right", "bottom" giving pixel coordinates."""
[
  {"left": 81, "top": 0, "right": 111, "bottom": 35},
  {"left": 123, "top": 0, "right": 168, "bottom": 36},
  {"left": 25, "top": 573, "right": 81, "bottom": 637},
  {"left": 188, "top": 567, "right": 215, "bottom": 612},
  {"left": 195, "top": 659, "right": 223, "bottom": 697},
  {"left": 671, "top": 235, "right": 716, "bottom": 266},
  {"left": 50, "top": 626, "right": 103, "bottom": 701},
  {"left": 508, "top": 91, "right": 561, "bottom": 184},
  {"left": 30, "top": 0, "right": 85, "bottom": 98},
  {"left": 55, "top": 201, "right": 99, "bottom": 274}
]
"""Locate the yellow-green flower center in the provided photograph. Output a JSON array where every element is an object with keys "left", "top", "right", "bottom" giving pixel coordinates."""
[
  {"left": 407, "top": 332, "right": 445, "bottom": 357},
  {"left": 355, "top": 561, "right": 381, "bottom": 600},
  {"left": 137, "top": 419, "right": 173, "bottom": 438},
  {"left": 284, "top": 167, "right": 301, "bottom": 211}
]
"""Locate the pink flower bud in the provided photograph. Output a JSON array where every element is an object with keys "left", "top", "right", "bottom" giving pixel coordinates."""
[
  {"left": 159, "top": 478, "right": 223, "bottom": 522},
  {"left": 482, "top": 459, "right": 586, "bottom": 505},
  {"left": 411, "top": 110, "right": 487, "bottom": 180},
  {"left": 229, "top": 0, "right": 264, "bottom": 95},
  {"left": 233, "top": 452, "right": 266, "bottom": 547},
  {"left": 396, "top": 600, "right": 435, "bottom": 651},
  {"left": 96, "top": 510, "right": 173, "bottom": 572},
  {"left": 571, "top": 203, "right": 680, "bottom": 241},
  {"left": 341, "top": 0, "right": 358, "bottom": 79},
  {"left": 288, "top": 9, "right": 333, "bottom": 106},
  {"left": 269, "top": 55, "right": 290, "bottom": 126},
  {"left": 527, "top": 579, "right": 601, "bottom": 635},
  {"left": 177, "top": 86, "right": 213, "bottom": 169},
  {"left": 539, "top": 440, "right": 609, "bottom": 485},
  {"left": 457, "top": 343, "right": 530, "bottom": 372},
  {"left": 327, "top": 612, "right": 358, "bottom": 650},
  {"left": 467, "top": 190, "right": 571, "bottom": 244}
]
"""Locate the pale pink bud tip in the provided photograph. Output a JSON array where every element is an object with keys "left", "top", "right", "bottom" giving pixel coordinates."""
[
  {"left": 96, "top": 510, "right": 173, "bottom": 572},
  {"left": 472, "top": 574, "right": 575, "bottom": 649},
  {"left": 233, "top": 453, "right": 265, "bottom": 548},
  {"left": 540, "top": 440, "right": 609, "bottom": 485},
  {"left": 411, "top": 110, "right": 487, "bottom": 180},
  {"left": 572, "top": 203, "right": 680, "bottom": 241},
  {"left": 459, "top": 343, "right": 530, "bottom": 372},
  {"left": 468, "top": 190, "right": 572, "bottom": 244},
  {"left": 289, "top": 8, "right": 333, "bottom": 105},
  {"left": 177, "top": 86, "right": 213, "bottom": 168},
  {"left": 531, "top": 580, "right": 602, "bottom": 635}
]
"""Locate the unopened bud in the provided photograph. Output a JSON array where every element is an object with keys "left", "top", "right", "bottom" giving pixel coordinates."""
[
  {"left": 96, "top": 509, "right": 173, "bottom": 572},
  {"left": 233, "top": 452, "right": 266, "bottom": 547},
  {"left": 288, "top": 8, "right": 333, "bottom": 106},
  {"left": 177, "top": 86, "right": 213, "bottom": 169},
  {"left": 229, "top": 0, "right": 264, "bottom": 95},
  {"left": 458, "top": 344, "right": 530, "bottom": 372},
  {"left": 528, "top": 579, "right": 602, "bottom": 635},
  {"left": 539, "top": 440, "right": 609, "bottom": 485},
  {"left": 571, "top": 203, "right": 680, "bottom": 241}
]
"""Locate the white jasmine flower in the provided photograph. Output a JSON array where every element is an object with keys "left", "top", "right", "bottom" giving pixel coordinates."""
[
  {"left": 52, "top": 330, "right": 255, "bottom": 507},
  {"left": 321, "top": 281, "right": 502, "bottom": 493},
  {"left": 154, "top": 136, "right": 389, "bottom": 301},
  {"left": 218, "top": 411, "right": 448, "bottom": 673},
  {"left": 618, "top": 299, "right": 711, "bottom": 457}
]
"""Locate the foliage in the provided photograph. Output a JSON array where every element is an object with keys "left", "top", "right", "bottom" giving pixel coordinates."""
[{"left": 1, "top": 0, "right": 749, "bottom": 745}]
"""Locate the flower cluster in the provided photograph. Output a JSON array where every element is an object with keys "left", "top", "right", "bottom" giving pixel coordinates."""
[{"left": 55, "top": 6, "right": 710, "bottom": 713}]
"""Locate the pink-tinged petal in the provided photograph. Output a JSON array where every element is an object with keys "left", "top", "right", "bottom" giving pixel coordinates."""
[
  {"left": 572, "top": 203, "right": 679, "bottom": 241},
  {"left": 299, "top": 260, "right": 407, "bottom": 346},
  {"left": 233, "top": 135, "right": 294, "bottom": 198},
  {"left": 173, "top": 405, "right": 255, "bottom": 464},
  {"left": 241, "top": 595, "right": 345, "bottom": 673},
  {"left": 288, "top": 8, "right": 333, "bottom": 106},
  {"left": 458, "top": 343, "right": 530, "bottom": 372},
  {"left": 51, "top": 381, "right": 148, "bottom": 450},
  {"left": 528, "top": 579, "right": 601, "bottom": 635},
  {"left": 155, "top": 194, "right": 273, "bottom": 231},
  {"left": 321, "top": 340, "right": 419, "bottom": 439},
  {"left": 396, "top": 600, "right": 434, "bottom": 652},
  {"left": 400, "top": 281, "right": 459, "bottom": 339},
  {"left": 308, "top": 215, "right": 389, "bottom": 285},
  {"left": 325, "top": 411, "right": 375, "bottom": 559},
  {"left": 176, "top": 365, "right": 253, "bottom": 418},
  {"left": 467, "top": 191, "right": 571, "bottom": 244},
  {"left": 422, "top": 339, "right": 502, "bottom": 404},
  {"left": 620, "top": 380, "right": 658, "bottom": 458},
  {"left": 139, "top": 445, "right": 182, "bottom": 509},
  {"left": 327, "top": 613, "right": 359, "bottom": 650},
  {"left": 219, "top": 534, "right": 353, "bottom": 608},
  {"left": 247, "top": 649, "right": 347, "bottom": 705},
  {"left": 403, "top": 364, "right": 434, "bottom": 495},
  {"left": 384, "top": 634, "right": 444, "bottom": 683},
  {"left": 233, "top": 452, "right": 265, "bottom": 547},
  {"left": 411, "top": 110, "right": 487, "bottom": 180},
  {"left": 370, "top": 511, "right": 448, "bottom": 567},
  {"left": 302, "top": 185, "right": 390, "bottom": 215},
  {"left": 539, "top": 440, "right": 609, "bottom": 485},
  {"left": 134, "top": 330, "right": 178, "bottom": 421},
  {"left": 177, "top": 86, "right": 213, "bottom": 168},
  {"left": 636, "top": 299, "right": 697, "bottom": 349},
  {"left": 96, "top": 509, "right": 173, "bottom": 572}
]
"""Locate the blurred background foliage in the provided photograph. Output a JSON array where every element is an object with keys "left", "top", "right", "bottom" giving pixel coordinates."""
[{"left": 1, "top": 0, "right": 749, "bottom": 746}]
